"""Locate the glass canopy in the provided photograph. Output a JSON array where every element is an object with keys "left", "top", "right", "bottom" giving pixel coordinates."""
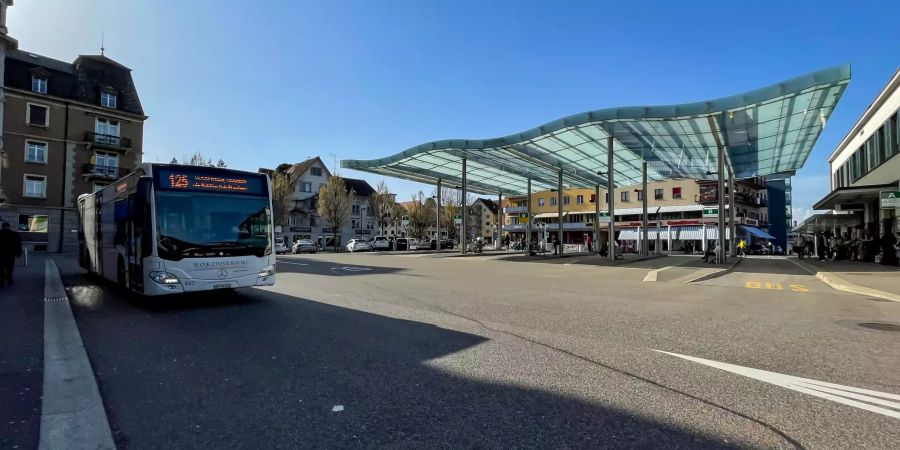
[{"left": 342, "top": 65, "right": 850, "bottom": 196}]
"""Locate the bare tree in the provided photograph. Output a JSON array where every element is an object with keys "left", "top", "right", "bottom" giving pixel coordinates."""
[
  {"left": 391, "top": 202, "right": 406, "bottom": 236},
  {"left": 181, "top": 151, "right": 224, "bottom": 167},
  {"left": 436, "top": 188, "right": 475, "bottom": 241},
  {"left": 169, "top": 157, "right": 178, "bottom": 164},
  {"left": 318, "top": 176, "right": 353, "bottom": 251},
  {"left": 217, "top": 159, "right": 227, "bottom": 168},
  {"left": 405, "top": 191, "right": 434, "bottom": 240},
  {"left": 371, "top": 181, "right": 396, "bottom": 235},
  {"left": 269, "top": 163, "right": 294, "bottom": 230}
]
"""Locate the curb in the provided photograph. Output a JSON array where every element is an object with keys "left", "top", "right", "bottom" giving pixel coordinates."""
[
  {"left": 787, "top": 258, "right": 900, "bottom": 303},
  {"left": 39, "top": 260, "right": 116, "bottom": 450},
  {"left": 682, "top": 257, "right": 745, "bottom": 284}
]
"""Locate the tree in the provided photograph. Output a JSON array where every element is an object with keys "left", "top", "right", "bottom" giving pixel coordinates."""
[
  {"left": 169, "top": 157, "right": 178, "bottom": 164},
  {"left": 180, "top": 151, "right": 224, "bottom": 167},
  {"left": 436, "top": 188, "right": 475, "bottom": 241},
  {"left": 217, "top": 159, "right": 227, "bottom": 168},
  {"left": 317, "top": 176, "right": 353, "bottom": 251},
  {"left": 405, "top": 191, "right": 435, "bottom": 240},
  {"left": 371, "top": 180, "right": 396, "bottom": 236},
  {"left": 269, "top": 163, "right": 294, "bottom": 230}
]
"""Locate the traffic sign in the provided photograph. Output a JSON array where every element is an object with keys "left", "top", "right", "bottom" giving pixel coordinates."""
[
  {"left": 597, "top": 211, "right": 610, "bottom": 223},
  {"left": 880, "top": 191, "right": 900, "bottom": 209},
  {"left": 702, "top": 207, "right": 718, "bottom": 218}
]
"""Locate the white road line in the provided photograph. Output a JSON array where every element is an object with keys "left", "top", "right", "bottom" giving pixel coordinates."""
[
  {"left": 655, "top": 349, "right": 900, "bottom": 420},
  {"left": 40, "top": 260, "right": 116, "bottom": 449},
  {"left": 278, "top": 261, "right": 309, "bottom": 266}
]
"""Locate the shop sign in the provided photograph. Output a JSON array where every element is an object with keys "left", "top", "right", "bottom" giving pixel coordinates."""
[
  {"left": 702, "top": 207, "right": 718, "bottom": 218},
  {"left": 290, "top": 227, "right": 312, "bottom": 232},
  {"left": 880, "top": 191, "right": 900, "bottom": 209},
  {"left": 357, "top": 230, "right": 371, "bottom": 235},
  {"left": 597, "top": 211, "right": 610, "bottom": 223}
]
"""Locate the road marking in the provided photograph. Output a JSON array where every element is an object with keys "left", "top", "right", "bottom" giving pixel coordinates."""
[
  {"left": 332, "top": 266, "right": 372, "bottom": 272},
  {"left": 41, "top": 260, "right": 116, "bottom": 449},
  {"left": 744, "top": 281, "right": 809, "bottom": 292},
  {"left": 655, "top": 350, "right": 900, "bottom": 420},
  {"left": 278, "top": 261, "right": 309, "bottom": 266}
]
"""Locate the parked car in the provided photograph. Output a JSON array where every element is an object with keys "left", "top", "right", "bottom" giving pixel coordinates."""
[
  {"left": 274, "top": 237, "right": 290, "bottom": 254},
  {"left": 425, "top": 239, "right": 454, "bottom": 250},
  {"left": 747, "top": 244, "right": 771, "bottom": 255},
  {"left": 346, "top": 239, "right": 371, "bottom": 252},
  {"left": 394, "top": 237, "right": 416, "bottom": 251},
  {"left": 292, "top": 239, "right": 317, "bottom": 254},
  {"left": 370, "top": 236, "right": 391, "bottom": 251}
]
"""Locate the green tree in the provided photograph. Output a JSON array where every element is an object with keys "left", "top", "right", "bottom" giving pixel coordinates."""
[
  {"left": 268, "top": 163, "right": 294, "bottom": 230},
  {"left": 317, "top": 176, "right": 353, "bottom": 251}
]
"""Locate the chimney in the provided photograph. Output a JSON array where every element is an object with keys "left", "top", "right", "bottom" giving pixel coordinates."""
[{"left": 0, "top": 0, "right": 11, "bottom": 35}]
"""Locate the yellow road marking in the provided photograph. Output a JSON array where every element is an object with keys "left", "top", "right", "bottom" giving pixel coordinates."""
[{"left": 744, "top": 281, "right": 809, "bottom": 292}]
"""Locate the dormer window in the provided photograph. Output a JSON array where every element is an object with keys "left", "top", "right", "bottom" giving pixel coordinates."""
[
  {"left": 32, "top": 76, "right": 48, "bottom": 94},
  {"left": 101, "top": 91, "right": 117, "bottom": 108}
]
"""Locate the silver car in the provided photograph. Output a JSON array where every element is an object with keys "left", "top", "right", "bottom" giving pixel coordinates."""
[{"left": 292, "top": 239, "right": 317, "bottom": 254}]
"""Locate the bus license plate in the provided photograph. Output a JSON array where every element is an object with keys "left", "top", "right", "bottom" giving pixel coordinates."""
[{"left": 213, "top": 283, "right": 233, "bottom": 289}]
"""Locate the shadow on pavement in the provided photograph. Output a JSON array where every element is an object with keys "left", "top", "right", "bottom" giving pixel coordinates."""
[
  {"left": 276, "top": 258, "right": 407, "bottom": 277},
  {"left": 723, "top": 258, "right": 808, "bottom": 276},
  {"left": 63, "top": 273, "right": 740, "bottom": 448}
]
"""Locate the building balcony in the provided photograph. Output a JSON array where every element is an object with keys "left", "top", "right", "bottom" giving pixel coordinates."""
[
  {"left": 85, "top": 132, "right": 132, "bottom": 151},
  {"left": 503, "top": 206, "right": 527, "bottom": 214},
  {"left": 83, "top": 164, "right": 129, "bottom": 180}
]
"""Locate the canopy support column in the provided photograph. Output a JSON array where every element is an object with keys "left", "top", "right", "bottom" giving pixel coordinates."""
[
  {"left": 717, "top": 142, "right": 727, "bottom": 264},
  {"left": 461, "top": 157, "right": 467, "bottom": 255},
  {"left": 558, "top": 169, "right": 564, "bottom": 257},
  {"left": 607, "top": 135, "right": 616, "bottom": 261},
  {"left": 526, "top": 179, "right": 532, "bottom": 253},
  {"left": 436, "top": 179, "right": 442, "bottom": 253},
  {"left": 728, "top": 167, "right": 736, "bottom": 257},
  {"left": 667, "top": 224, "right": 672, "bottom": 254},
  {"left": 594, "top": 184, "right": 600, "bottom": 254},
  {"left": 496, "top": 191, "right": 503, "bottom": 250},
  {"left": 642, "top": 160, "right": 648, "bottom": 256}
]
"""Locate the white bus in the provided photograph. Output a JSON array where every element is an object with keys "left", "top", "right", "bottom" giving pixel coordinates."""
[{"left": 77, "top": 163, "right": 276, "bottom": 295}]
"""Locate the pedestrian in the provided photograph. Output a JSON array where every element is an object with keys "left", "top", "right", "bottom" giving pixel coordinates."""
[
  {"left": 793, "top": 234, "right": 806, "bottom": 260},
  {"left": 703, "top": 240, "right": 716, "bottom": 263},
  {"left": 0, "top": 222, "right": 23, "bottom": 287},
  {"left": 553, "top": 236, "right": 560, "bottom": 255},
  {"left": 738, "top": 239, "right": 747, "bottom": 258},
  {"left": 880, "top": 228, "right": 898, "bottom": 266}
]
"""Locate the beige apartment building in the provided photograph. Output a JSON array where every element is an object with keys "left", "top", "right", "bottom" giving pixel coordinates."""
[{"left": 0, "top": 7, "right": 146, "bottom": 252}]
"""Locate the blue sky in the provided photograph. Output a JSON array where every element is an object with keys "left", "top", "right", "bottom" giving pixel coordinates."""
[{"left": 11, "top": 0, "right": 900, "bottom": 221}]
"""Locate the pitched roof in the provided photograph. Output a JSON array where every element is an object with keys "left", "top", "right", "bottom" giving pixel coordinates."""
[
  {"left": 475, "top": 198, "right": 499, "bottom": 214},
  {"left": 343, "top": 178, "right": 375, "bottom": 197}
]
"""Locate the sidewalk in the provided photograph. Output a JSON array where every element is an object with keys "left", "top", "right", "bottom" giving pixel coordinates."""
[
  {"left": 0, "top": 255, "right": 45, "bottom": 450},
  {"left": 789, "top": 257, "right": 900, "bottom": 302}
]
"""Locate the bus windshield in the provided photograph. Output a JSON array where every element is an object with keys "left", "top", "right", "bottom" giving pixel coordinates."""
[{"left": 155, "top": 191, "right": 271, "bottom": 260}]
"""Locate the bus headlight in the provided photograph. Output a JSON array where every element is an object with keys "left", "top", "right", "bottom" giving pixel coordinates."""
[
  {"left": 258, "top": 265, "right": 275, "bottom": 277},
  {"left": 149, "top": 271, "right": 181, "bottom": 285}
]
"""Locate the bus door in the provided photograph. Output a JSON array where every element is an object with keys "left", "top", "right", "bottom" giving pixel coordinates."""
[{"left": 129, "top": 179, "right": 153, "bottom": 293}]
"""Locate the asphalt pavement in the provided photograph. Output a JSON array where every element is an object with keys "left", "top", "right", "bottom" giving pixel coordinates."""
[{"left": 56, "top": 252, "right": 900, "bottom": 449}]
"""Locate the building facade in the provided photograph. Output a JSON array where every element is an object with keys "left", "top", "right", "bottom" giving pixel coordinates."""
[
  {"left": 814, "top": 69, "right": 900, "bottom": 240},
  {"left": 0, "top": 7, "right": 146, "bottom": 252},
  {"left": 263, "top": 157, "right": 377, "bottom": 247}
]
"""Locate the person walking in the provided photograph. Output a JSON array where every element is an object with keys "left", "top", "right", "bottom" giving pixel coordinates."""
[
  {"left": 703, "top": 240, "right": 717, "bottom": 263},
  {"left": 880, "top": 228, "right": 898, "bottom": 266},
  {"left": 0, "top": 222, "right": 23, "bottom": 287},
  {"left": 738, "top": 239, "right": 747, "bottom": 258},
  {"left": 552, "top": 236, "right": 560, "bottom": 255},
  {"left": 793, "top": 234, "right": 806, "bottom": 260}
]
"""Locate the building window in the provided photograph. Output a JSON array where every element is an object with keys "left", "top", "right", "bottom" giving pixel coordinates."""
[
  {"left": 654, "top": 188, "right": 663, "bottom": 200},
  {"left": 621, "top": 191, "right": 629, "bottom": 202},
  {"left": 605, "top": 193, "right": 609, "bottom": 203},
  {"left": 352, "top": 204, "right": 360, "bottom": 215},
  {"left": 563, "top": 196, "right": 570, "bottom": 205},
  {"left": 26, "top": 141, "right": 48, "bottom": 164},
  {"left": 576, "top": 195, "right": 584, "bottom": 204},
  {"left": 93, "top": 152, "right": 119, "bottom": 178},
  {"left": 310, "top": 167, "right": 322, "bottom": 176},
  {"left": 27, "top": 103, "right": 49, "bottom": 127},
  {"left": 96, "top": 118, "right": 120, "bottom": 137},
  {"left": 93, "top": 182, "right": 109, "bottom": 193},
  {"left": 24, "top": 175, "right": 47, "bottom": 198},
  {"left": 637, "top": 190, "right": 643, "bottom": 201},
  {"left": 538, "top": 198, "right": 545, "bottom": 207},
  {"left": 310, "top": 217, "right": 317, "bottom": 226},
  {"left": 299, "top": 182, "right": 312, "bottom": 192},
  {"left": 101, "top": 91, "right": 117, "bottom": 108},
  {"left": 18, "top": 214, "right": 49, "bottom": 233},
  {"left": 32, "top": 76, "right": 48, "bottom": 94},
  {"left": 672, "top": 187, "right": 682, "bottom": 199},
  {"left": 550, "top": 197, "right": 557, "bottom": 206}
]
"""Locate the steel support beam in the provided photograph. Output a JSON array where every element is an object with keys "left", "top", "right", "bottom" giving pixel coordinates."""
[
  {"left": 729, "top": 167, "right": 737, "bottom": 257},
  {"left": 607, "top": 135, "right": 616, "bottom": 261},
  {"left": 707, "top": 115, "right": 726, "bottom": 264},
  {"left": 526, "top": 179, "right": 532, "bottom": 253},
  {"left": 436, "top": 179, "right": 442, "bottom": 253},
  {"left": 461, "top": 157, "right": 467, "bottom": 255},
  {"left": 642, "top": 160, "right": 648, "bottom": 256},
  {"left": 496, "top": 191, "right": 503, "bottom": 250},
  {"left": 594, "top": 184, "right": 600, "bottom": 253},
  {"left": 558, "top": 169, "right": 564, "bottom": 257}
]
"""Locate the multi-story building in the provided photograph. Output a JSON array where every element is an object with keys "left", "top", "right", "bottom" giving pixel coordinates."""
[
  {"left": 468, "top": 198, "right": 499, "bottom": 243},
  {"left": 813, "top": 68, "right": 899, "bottom": 240},
  {"left": 502, "top": 177, "right": 773, "bottom": 253},
  {"left": 0, "top": 5, "right": 147, "bottom": 252},
  {"left": 262, "top": 157, "right": 376, "bottom": 246}
]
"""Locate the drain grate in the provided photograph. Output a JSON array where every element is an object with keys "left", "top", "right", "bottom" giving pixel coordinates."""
[{"left": 858, "top": 322, "right": 900, "bottom": 332}]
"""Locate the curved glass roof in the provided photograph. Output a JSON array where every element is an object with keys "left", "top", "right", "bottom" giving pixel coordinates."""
[{"left": 342, "top": 65, "right": 850, "bottom": 196}]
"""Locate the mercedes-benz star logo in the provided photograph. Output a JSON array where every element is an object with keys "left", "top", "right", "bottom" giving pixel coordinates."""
[{"left": 217, "top": 269, "right": 228, "bottom": 280}]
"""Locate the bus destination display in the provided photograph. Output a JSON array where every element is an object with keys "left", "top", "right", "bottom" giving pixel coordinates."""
[{"left": 157, "top": 169, "right": 265, "bottom": 194}]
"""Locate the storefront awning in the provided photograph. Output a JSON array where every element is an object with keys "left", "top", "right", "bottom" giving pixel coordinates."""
[
  {"left": 741, "top": 225, "right": 776, "bottom": 240},
  {"left": 533, "top": 212, "right": 568, "bottom": 219},
  {"left": 813, "top": 182, "right": 898, "bottom": 210}
]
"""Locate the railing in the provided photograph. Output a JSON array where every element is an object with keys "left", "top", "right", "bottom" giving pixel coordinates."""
[
  {"left": 83, "top": 164, "right": 126, "bottom": 179},
  {"left": 503, "top": 206, "right": 527, "bottom": 214},
  {"left": 85, "top": 132, "right": 132, "bottom": 149}
]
